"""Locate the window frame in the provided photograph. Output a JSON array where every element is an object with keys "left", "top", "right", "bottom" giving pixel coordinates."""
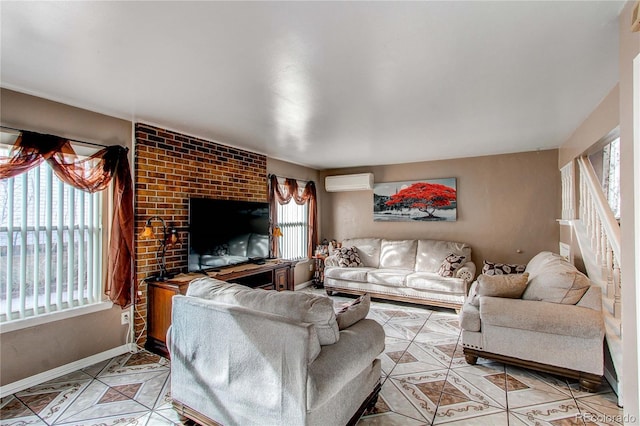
[
  {"left": 0, "top": 138, "right": 110, "bottom": 329},
  {"left": 276, "top": 198, "right": 310, "bottom": 260}
]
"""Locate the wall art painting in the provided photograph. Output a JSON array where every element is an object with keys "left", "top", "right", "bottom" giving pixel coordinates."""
[{"left": 373, "top": 178, "right": 457, "bottom": 222}]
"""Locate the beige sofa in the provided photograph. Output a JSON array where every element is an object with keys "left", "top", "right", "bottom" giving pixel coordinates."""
[
  {"left": 168, "top": 277, "right": 385, "bottom": 426},
  {"left": 324, "top": 238, "right": 476, "bottom": 311},
  {"left": 459, "top": 251, "right": 605, "bottom": 391}
]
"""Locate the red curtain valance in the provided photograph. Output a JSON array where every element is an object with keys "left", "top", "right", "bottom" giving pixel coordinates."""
[
  {"left": 268, "top": 174, "right": 318, "bottom": 258},
  {"left": 0, "top": 131, "right": 135, "bottom": 307}
]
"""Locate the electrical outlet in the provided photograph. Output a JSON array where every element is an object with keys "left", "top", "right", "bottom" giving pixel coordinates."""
[{"left": 121, "top": 312, "right": 130, "bottom": 325}]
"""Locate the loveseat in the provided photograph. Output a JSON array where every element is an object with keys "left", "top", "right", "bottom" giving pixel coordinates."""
[
  {"left": 168, "top": 277, "right": 385, "bottom": 426},
  {"left": 324, "top": 238, "right": 475, "bottom": 311},
  {"left": 460, "top": 251, "right": 605, "bottom": 391}
]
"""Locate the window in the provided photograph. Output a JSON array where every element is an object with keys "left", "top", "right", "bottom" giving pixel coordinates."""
[
  {"left": 277, "top": 200, "right": 309, "bottom": 260},
  {"left": 0, "top": 146, "right": 103, "bottom": 323},
  {"left": 588, "top": 136, "right": 620, "bottom": 221},
  {"left": 602, "top": 137, "right": 620, "bottom": 221}
]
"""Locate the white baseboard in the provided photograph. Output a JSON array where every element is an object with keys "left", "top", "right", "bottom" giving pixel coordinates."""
[
  {"left": 604, "top": 368, "right": 623, "bottom": 406},
  {"left": 0, "top": 343, "right": 136, "bottom": 398},
  {"left": 295, "top": 280, "right": 313, "bottom": 291}
]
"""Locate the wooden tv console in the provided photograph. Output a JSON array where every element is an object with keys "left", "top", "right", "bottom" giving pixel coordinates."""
[{"left": 145, "top": 259, "right": 295, "bottom": 357}]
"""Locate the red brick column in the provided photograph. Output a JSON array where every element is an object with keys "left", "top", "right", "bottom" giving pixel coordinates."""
[{"left": 133, "top": 123, "right": 267, "bottom": 345}]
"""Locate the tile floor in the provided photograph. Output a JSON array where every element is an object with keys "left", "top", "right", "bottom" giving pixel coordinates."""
[{"left": 1, "top": 290, "right": 623, "bottom": 425}]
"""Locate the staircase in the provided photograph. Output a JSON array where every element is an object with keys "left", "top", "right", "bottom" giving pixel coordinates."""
[{"left": 561, "top": 157, "right": 623, "bottom": 403}]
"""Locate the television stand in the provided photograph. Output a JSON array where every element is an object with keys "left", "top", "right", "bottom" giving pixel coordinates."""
[{"left": 145, "top": 259, "right": 296, "bottom": 357}]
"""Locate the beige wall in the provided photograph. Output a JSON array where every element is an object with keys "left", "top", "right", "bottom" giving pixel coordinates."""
[
  {"left": 558, "top": 85, "right": 620, "bottom": 168},
  {"left": 267, "top": 158, "right": 321, "bottom": 285},
  {"left": 0, "top": 89, "right": 131, "bottom": 147},
  {"left": 320, "top": 149, "right": 560, "bottom": 270},
  {"left": 619, "top": 0, "right": 639, "bottom": 418},
  {"left": 0, "top": 89, "right": 132, "bottom": 386},
  {"left": 556, "top": 2, "right": 639, "bottom": 415}
]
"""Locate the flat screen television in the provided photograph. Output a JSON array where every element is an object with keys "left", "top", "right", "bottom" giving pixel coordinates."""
[{"left": 188, "top": 198, "right": 270, "bottom": 272}]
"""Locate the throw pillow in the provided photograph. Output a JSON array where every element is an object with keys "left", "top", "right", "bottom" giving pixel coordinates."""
[
  {"left": 336, "top": 293, "right": 370, "bottom": 330},
  {"left": 337, "top": 246, "right": 362, "bottom": 268},
  {"left": 482, "top": 260, "right": 526, "bottom": 275},
  {"left": 437, "top": 253, "right": 466, "bottom": 277},
  {"left": 470, "top": 272, "right": 530, "bottom": 306},
  {"left": 522, "top": 267, "right": 591, "bottom": 305}
]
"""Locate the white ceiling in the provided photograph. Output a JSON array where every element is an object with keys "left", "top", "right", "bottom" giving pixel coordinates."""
[{"left": 0, "top": 1, "right": 624, "bottom": 170}]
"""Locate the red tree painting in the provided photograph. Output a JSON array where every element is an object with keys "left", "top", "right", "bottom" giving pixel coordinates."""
[{"left": 385, "top": 182, "right": 456, "bottom": 219}]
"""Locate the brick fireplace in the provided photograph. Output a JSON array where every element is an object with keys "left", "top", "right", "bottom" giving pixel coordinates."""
[{"left": 133, "top": 123, "right": 267, "bottom": 343}]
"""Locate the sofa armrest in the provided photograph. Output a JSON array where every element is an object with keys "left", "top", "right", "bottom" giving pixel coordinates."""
[
  {"left": 325, "top": 254, "right": 340, "bottom": 267},
  {"left": 479, "top": 296, "right": 604, "bottom": 339},
  {"left": 456, "top": 262, "right": 476, "bottom": 285},
  {"left": 307, "top": 319, "right": 384, "bottom": 410},
  {"left": 576, "top": 285, "right": 603, "bottom": 311}
]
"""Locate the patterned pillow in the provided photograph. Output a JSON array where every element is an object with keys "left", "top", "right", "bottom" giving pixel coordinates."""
[
  {"left": 337, "top": 246, "right": 362, "bottom": 268},
  {"left": 482, "top": 260, "right": 526, "bottom": 275},
  {"left": 437, "top": 253, "right": 466, "bottom": 277},
  {"left": 210, "top": 244, "right": 228, "bottom": 256},
  {"left": 336, "top": 293, "right": 370, "bottom": 329}
]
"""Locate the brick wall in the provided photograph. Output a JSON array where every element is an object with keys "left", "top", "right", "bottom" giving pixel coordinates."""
[{"left": 134, "top": 123, "right": 267, "bottom": 343}]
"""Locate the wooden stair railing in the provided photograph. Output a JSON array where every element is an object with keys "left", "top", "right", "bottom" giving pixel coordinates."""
[
  {"left": 561, "top": 158, "right": 622, "bottom": 402},
  {"left": 577, "top": 156, "right": 622, "bottom": 321}
]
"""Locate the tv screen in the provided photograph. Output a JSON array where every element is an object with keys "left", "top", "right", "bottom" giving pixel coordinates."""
[{"left": 188, "top": 198, "right": 270, "bottom": 272}]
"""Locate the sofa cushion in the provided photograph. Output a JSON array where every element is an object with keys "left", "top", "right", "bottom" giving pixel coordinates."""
[
  {"left": 336, "top": 246, "right": 363, "bottom": 267},
  {"left": 366, "top": 269, "right": 411, "bottom": 287},
  {"left": 227, "top": 233, "right": 251, "bottom": 256},
  {"left": 524, "top": 251, "right": 566, "bottom": 277},
  {"left": 247, "top": 233, "right": 269, "bottom": 258},
  {"left": 341, "top": 238, "right": 381, "bottom": 268},
  {"left": 522, "top": 252, "right": 591, "bottom": 305},
  {"left": 415, "top": 240, "right": 471, "bottom": 273},
  {"left": 438, "top": 253, "right": 466, "bottom": 277},
  {"left": 324, "top": 266, "right": 373, "bottom": 282},
  {"left": 187, "top": 277, "right": 340, "bottom": 345},
  {"left": 479, "top": 297, "right": 604, "bottom": 339},
  {"left": 522, "top": 268, "right": 590, "bottom": 305},
  {"left": 405, "top": 272, "right": 467, "bottom": 294},
  {"left": 379, "top": 239, "right": 417, "bottom": 270},
  {"left": 472, "top": 273, "right": 530, "bottom": 306},
  {"left": 336, "top": 294, "right": 370, "bottom": 330},
  {"left": 482, "top": 260, "right": 526, "bottom": 275}
]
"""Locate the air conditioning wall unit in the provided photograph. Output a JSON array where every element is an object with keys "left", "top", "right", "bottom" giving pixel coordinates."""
[{"left": 324, "top": 173, "right": 374, "bottom": 192}]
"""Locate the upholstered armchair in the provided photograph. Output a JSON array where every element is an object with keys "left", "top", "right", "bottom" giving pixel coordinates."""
[
  {"left": 459, "top": 252, "right": 605, "bottom": 391},
  {"left": 168, "top": 278, "right": 385, "bottom": 425}
]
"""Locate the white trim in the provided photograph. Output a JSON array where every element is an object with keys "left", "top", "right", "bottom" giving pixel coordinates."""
[
  {"left": 626, "top": 50, "right": 640, "bottom": 414},
  {"left": 604, "top": 366, "right": 621, "bottom": 403},
  {"left": 295, "top": 280, "right": 313, "bottom": 291},
  {"left": 0, "top": 343, "right": 135, "bottom": 398},
  {"left": 0, "top": 301, "right": 113, "bottom": 334}
]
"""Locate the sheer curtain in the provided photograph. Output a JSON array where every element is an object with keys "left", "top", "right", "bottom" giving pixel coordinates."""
[
  {"left": 0, "top": 130, "right": 135, "bottom": 307},
  {"left": 268, "top": 174, "right": 317, "bottom": 259}
]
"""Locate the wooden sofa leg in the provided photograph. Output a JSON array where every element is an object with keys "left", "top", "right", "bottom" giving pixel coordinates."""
[
  {"left": 365, "top": 382, "right": 381, "bottom": 415},
  {"left": 464, "top": 353, "right": 478, "bottom": 365},
  {"left": 579, "top": 377, "right": 602, "bottom": 393}
]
